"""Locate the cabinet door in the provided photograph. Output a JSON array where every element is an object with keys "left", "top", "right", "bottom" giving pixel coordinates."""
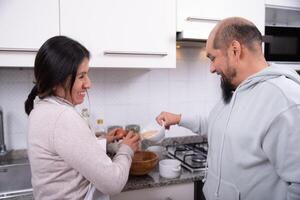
[
  {"left": 177, "top": 0, "right": 265, "bottom": 40},
  {"left": 111, "top": 182, "right": 194, "bottom": 200},
  {"left": 0, "top": 0, "right": 60, "bottom": 67},
  {"left": 60, "top": 0, "right": 176, "bottom": 68},
  {"left": 265, "top": 0, "right": 300, "bottom": 8}
]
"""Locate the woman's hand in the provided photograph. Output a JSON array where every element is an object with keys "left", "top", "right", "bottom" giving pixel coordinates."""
[
  {"left": 122, "top": 131, "right": 140, "bottom": 153},
  {"left": 106, "top": 128, "right": 127, "bottom": 143}
]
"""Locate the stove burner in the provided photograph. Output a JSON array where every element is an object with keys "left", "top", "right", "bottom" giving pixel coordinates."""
[
  {"left": 175, "top": 145, "right": 187, "bottom": 151},
  {"left": 167, "top": 142, "right": 208, "bottom": 172},
  {"left": 194, "top": 144, "right": 208, "bottom": 154},
  {"left": 191, "top": 154, "right": 206, "bottom": 163}
]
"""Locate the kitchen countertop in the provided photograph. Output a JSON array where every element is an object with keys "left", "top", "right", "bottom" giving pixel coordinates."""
[
  {"left": 125, "top": 134, "right": 206, "bottom": 191},
  {"left": 124, "top": 160, "right": 205, "bottom": 192},
  {"left": 1, "top": 135, "right": 206, "bottom": 199}
]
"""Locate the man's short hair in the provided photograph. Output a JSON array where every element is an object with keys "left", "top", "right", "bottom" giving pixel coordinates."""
[{"left": 213, "top": 19, "right": 262, "bottom": 52}]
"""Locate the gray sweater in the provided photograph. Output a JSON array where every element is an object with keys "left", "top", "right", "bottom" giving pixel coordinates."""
[
  {"left": 180, "top": 65, "right": 300, "bottom": 200},
  {"left": 27, "top": 96, "right": 133, "bottom": 199}
]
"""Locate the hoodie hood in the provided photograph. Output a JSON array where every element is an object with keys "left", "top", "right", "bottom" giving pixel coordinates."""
[{"left": 237, "top": 64, "right": 300, "bottom": 91}]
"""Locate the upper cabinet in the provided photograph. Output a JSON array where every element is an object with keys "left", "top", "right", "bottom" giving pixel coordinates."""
[
  {"left": 265, "top": 0, "right": 300, "bottom": 9},
  {"left": 265, "top": 0, "right": 300, "bottom": 27},
  {"left": 177, "top": 0, "right": 265, "bottom": 40},
  {"left": 265, "top": 7, "right": 300, "bottom": 27},
  {"left": 60, "top": 0, "right": 176, "bottom": 68},
  {"left": 0, "top": 0, "right": 60, "bottom": 67}
]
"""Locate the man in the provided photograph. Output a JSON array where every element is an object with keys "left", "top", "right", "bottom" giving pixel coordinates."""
[{"left": 156, "top": 17, "right": 300, "bottom": 200}]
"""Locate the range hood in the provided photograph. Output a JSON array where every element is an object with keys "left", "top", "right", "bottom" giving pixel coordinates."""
[
  {"left": 177, "top": 16, "right": 220, "bottom": 41},
  {"left": 176, "top": 32, "right": 206, "bottom": 48},
  {"left": 177, "top": 31, "right": 208, "bottom": 42}
]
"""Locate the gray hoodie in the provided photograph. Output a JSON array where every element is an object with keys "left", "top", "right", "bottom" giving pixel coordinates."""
[{"left": 180, "top": 65, "right": 300, "bottom": 200}]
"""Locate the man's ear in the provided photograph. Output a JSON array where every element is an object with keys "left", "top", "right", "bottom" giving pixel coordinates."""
[{"left": 231, "top": 40, "right": 242, "bottom": 57}]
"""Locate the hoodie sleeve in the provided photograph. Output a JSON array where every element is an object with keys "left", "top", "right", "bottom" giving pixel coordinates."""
[
  {"left": 179, "top": 113, "right": 208, "bottom": 137},
  {"left": 263, "top": 105, "right": 300, "bottom": 200}
]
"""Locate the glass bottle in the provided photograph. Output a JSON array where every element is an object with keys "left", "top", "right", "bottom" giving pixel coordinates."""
[{"left": 95, "top": 119, "right": 106, "bottom": 138}]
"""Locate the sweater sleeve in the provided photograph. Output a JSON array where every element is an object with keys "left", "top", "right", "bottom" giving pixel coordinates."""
[
  {"left": 178, "top": 113, "right": 208, "bottom": 137},
  {"left": 53, "top": 109, "right": 133, "bottom": 195},
  {"left": 263, "top": 105, "right": 300, "bottom": 200}
]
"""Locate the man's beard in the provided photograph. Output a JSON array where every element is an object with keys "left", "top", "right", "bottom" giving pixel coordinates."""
[{"left": 220, "top": 76, "right": 235, "bottom": 104}]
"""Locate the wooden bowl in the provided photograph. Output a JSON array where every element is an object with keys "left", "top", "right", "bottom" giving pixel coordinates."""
[{"left": 130, "top": 151, "right": 158, "bottom": 175}]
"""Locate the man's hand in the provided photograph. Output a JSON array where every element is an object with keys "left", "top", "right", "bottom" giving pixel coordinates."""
[{"left": 155, "top": 111, "right": 181, "bottom": 129}]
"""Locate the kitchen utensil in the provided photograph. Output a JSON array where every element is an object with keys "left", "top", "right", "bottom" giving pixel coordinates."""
[
  {"left": 159, "top": 159, "right": 181, "bottom": 179},
  {"left": 130, "top": 151, "right": 158, "bottom": 175},
  {"left": 140, "top": 121, "right": 165, "bottom": 143}
]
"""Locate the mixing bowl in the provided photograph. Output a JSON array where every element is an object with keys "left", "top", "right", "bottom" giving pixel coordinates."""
[{"left": 130, "top": 151, "right": 158, "bottom": 175}]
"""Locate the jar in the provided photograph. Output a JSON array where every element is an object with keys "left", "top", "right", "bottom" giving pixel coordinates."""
[
  {"left": 107, "top": 125, "right": 123, "bottom": 133},
  {"left": 125, "top": 124, "right": 140, "bottom": 133}
]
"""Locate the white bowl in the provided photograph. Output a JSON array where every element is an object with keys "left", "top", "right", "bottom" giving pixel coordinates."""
[
  {"left": 159, "top": 159, "right": 181, "bottom": 179},
  {"left": 141, "top": 127, "right": 165, "bottom": 143},
  {"left": 146, "top": 146, "right": 166, "bottom": 160},
  {"left": 141, "top": 122, "right": 166, "bottom": 143}
]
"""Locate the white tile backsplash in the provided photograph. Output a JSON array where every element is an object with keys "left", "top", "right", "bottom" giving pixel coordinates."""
[
  {"left": 0, "top": 47, "right": 221, "bottom": 150},
  {"left": 149, "top": 81, "right": 169, "bottom": 103},
  {"left": 169, "top": 81, "right": 188, "bottom": 103},
  {"left": 103, "top": 82, "right": 130, "bottom": 105},
  {"left": 149, "top": 69, "right": 169, "bottom": 82},
  {"left": 128, "top": 81, "right": 149, "bottom": 104}
]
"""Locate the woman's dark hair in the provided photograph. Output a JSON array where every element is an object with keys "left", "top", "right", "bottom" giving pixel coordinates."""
[{"left": 25, "top": 36, "right": 90, "bottom": 115}]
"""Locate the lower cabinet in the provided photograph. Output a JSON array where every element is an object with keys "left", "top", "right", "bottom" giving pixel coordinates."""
[{"left": 111, "top": 182, "right": 194, "bottom": 200}]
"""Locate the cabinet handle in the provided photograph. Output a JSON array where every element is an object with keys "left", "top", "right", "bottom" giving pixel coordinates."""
[
  {"left": 103, "top": 51, "right": 168, "bottom": 56},
  {"left": 0, "top": 47, "right": 38, "bottom": 53},
  {"left": 186, "top": 17, "right": 220, "bottom": 23}
]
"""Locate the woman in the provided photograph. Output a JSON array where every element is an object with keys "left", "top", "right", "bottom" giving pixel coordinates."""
[{"left": 25, "top": 36, "right": 140, "bottom": 200}]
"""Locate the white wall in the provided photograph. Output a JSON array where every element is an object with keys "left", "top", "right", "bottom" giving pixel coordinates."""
[{"left": 0, "top": 47, "right": 221, "bottom": 150}]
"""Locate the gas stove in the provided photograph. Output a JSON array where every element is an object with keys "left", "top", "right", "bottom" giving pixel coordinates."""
[{"left": 166, "top": 142, "right": 208, "bottom": 173}]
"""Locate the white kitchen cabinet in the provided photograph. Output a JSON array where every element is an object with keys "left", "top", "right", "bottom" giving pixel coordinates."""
[
  {"left": 111, "top": 182, "right": 194, "bottom": 200},
  {"left": 265, "top": 0, "right": 300, "bottom": 28},
  {"left": 265, "top": 7, "right": 300, "bottom": 27},
  {"left": 60, "top": 0, "right": 176, "bottom": 68},
  {"left": 0, "top": 0, "right": 60, "bottom": 67},
  {"left": 265, "top": 0, "right": 300, "bottom": 9},
  {"left": 177, "top": 0, "right": 265, "bottom": 40}
]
